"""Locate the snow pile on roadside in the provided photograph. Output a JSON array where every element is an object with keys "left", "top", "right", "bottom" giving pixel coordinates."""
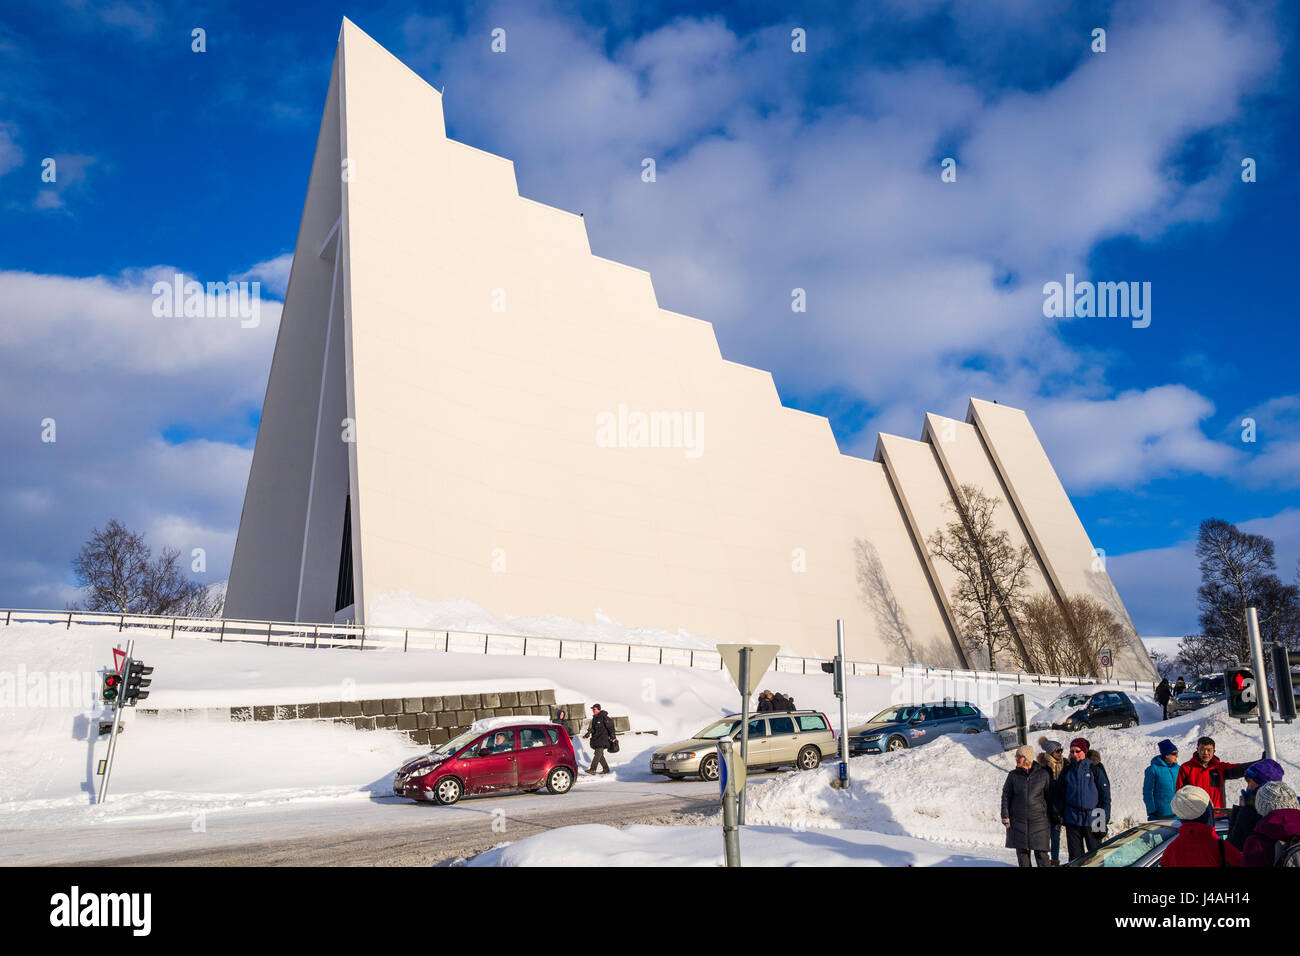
[
  {"left": 368, "top": 591, "right": 738, "bottom": 651},
  {"left": 738, "top": 707, "right": 1300, "bottom": 846},
  {"left": 464, "top": 822, "right": 1009, "bottom": 867}
]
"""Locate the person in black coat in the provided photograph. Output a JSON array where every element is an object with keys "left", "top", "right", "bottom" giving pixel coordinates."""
[
  {"left": 583, "top": 703, "right": 617, "bottom": 774},
  {"left": 756, "top": 691, "right": 774, "bottom": 713},
  {"left": 1155, "top": 678, "right": 1171, "bottom": 720},
  {"left": 1228, "top": 759, "right": 1284, "bottom": 850},
  {"left": 1002, "top": 744, "right": 1052, "bottom": 867}
]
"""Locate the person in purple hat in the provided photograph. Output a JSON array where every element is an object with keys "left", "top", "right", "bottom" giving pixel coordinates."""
[{"left": 1227, "top": 758, "right": 1284, "bottom": 850}]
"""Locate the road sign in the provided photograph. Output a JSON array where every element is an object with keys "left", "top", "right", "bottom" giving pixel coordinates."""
[
  {"left": 717, "top": 741, "right": 747, "bottom": 797},
  {"left": 1099, "top": 649, "right": 1112, "bottom": 669},
  {"left": 717, "top": 644, "right": 780, "bottom": 695},
  {"left": 112, "top": 647, "right": 126, "bottom": 673}
]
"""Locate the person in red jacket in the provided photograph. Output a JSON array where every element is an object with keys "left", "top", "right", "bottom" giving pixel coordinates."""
[
  {"left": 1162, "top": 786, "right": 1240, "bottom": 867},
  {"left": 1174, "top": 737, "right": 1253, "bottom": 809}
]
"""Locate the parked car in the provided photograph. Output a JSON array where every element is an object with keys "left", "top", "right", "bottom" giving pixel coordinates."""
[
  {"left": 1029, "top": 688, "right": 1139, "bottom": 731},
  {"left": 392, "top": 718, "right": 577, "bottom": 805},
  {"left": 1064, "top": 811, "right": 1231, "bottom": 867},
  {"left": 650, "top": 711, "right": 836, "bottom": 781},
  {"left": 1170, "top": 674, "right": 1226, "bottom": 717},
  {"left": 847, "top": 701, "right": 989, "bottom": 754}
]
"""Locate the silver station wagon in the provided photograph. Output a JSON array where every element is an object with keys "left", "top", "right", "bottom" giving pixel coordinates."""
[{"left": 649, "top": 711, "right": 837, "bottom": 781}]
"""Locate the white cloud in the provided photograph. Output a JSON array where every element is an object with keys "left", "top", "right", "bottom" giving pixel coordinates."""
[
  {"left": 0, "top": 267, "right": 278, "bottom": 607},
  {"left": 235, "top": 253, "right": 293, "bottom": 298}
]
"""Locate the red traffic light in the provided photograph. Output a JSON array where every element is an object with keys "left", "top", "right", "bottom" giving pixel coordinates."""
[{"left": 1233, "top": 673, "right": 1247, "bottom": 691}]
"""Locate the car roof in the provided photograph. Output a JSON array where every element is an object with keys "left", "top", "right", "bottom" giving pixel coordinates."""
[
  {"left": 720, "top": 710, "right": 825, "bottom": 718},
  {"left": 469, "top": 715, "right": 562, "bottom": 735},
  {"left": 879, "top": 701, "right": 981, "bottom": 708}
]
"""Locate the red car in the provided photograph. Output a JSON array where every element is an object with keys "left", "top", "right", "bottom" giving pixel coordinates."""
[{"left": 393, "top": 720, "right": 578, "bottom": 805}]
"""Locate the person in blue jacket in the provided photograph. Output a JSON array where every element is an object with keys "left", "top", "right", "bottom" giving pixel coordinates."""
[
  {"left": 1142, "top": 738, "right": 1180, "bottom": 819},
  {"left": 1055, "top": 736, "right": 1112, "bottom": 860}
]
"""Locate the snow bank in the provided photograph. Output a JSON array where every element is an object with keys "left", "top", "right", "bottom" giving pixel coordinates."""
[
  {"left": 737, "top": 706, "right": 1299, "bottom": 847},
  {"left": 464, "top": 822, "right": 1009, "bottom": 867}
]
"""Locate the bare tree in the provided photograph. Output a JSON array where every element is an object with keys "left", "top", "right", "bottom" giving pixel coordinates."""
[
  {"left": 927, "top": 484, "right": 1033, "bottom": 669},
  {"left": 1174, "top": 633, "right": 1220, "bottom": 676},
  {"left": 72, "top": 520, "right": 205, "bottom": 615},
  {"left": 1195, "top": 519, "right": 1300, "bottom": 662},
  {"left": 1019, "top": 592, "right": 1128, "bottom": 677}
]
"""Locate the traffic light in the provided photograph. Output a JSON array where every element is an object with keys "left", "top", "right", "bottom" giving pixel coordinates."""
[
  {"left": 820, "top": 658, "right": 845, "bottom": 698},
  {"left": 101, "top": 671, "right": 121, "bottom": 704},
  {"left": 122, "top": 660, "right": 152, "bottom": 705},
  {"left": 1225, "top": 667, "right": 1256, "bottom": 719},
  {"left": 1272, "top": 646, "right": 1299, "bottom": 721}
]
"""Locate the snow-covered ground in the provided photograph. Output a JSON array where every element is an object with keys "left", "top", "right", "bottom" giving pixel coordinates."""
[
  {"left": 465, "top": 823, "right": 1008, "bottom": 867},
  {"left": 4, "top": 620, "right": 1295, "bottom": 865}
]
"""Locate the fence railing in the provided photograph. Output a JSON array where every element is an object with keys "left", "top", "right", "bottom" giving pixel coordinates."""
[{"left": 0, "top": 607, "right": 1153, "bottom": 692}]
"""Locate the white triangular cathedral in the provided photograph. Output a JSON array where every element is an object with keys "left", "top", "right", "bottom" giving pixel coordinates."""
[{"left": 225, "top": 20, "right": 1155, "bottom": 678}]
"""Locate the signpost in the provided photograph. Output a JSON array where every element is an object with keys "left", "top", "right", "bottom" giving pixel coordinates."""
[
  {"left": 993, "top": 693, "right": 1027, "bottom": 751},
  {"left": 97, "top": 640, "right": 131, "bottom": 804},
  {"left": 1099, "top": 648, "right": 1112, "bottom": 682},
  {"left": 717, "top": 642, "right": 779, "bottom": 826},
  {"left": 820, "top": 620, "right": 850, "bottom": 789},
  {"left": 717, "top": 740, "right": 744, "bottom": 866}
]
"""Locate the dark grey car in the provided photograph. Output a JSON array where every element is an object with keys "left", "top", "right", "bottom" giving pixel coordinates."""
[{"left": 1169, "top": 674, "right": 1226, "bottom": 717}]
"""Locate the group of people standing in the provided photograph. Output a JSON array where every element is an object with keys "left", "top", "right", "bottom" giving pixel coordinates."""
[
  {"left": 755, "top": 689, "right": 796, "bottom": 712},
  {"left": 1001, "top": 736, "right": 1110, "bottom": 866},
  {"left": 1001, "top": 732, "right": 1300, "bottom": 867}
]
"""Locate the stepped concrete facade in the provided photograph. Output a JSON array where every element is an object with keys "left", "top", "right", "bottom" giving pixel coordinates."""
[{"left": 225, "top": 20, "right": 1155, "bottom": 679}]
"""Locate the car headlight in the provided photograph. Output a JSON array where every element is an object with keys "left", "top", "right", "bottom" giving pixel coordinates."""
[
  {"left": 671, "top": 750, "right": 698, "bottom": 760},
  {"left": 402, "top": 763, "right": 436, "bottom": 778},
  {"left": 860, "top": 734, "right": 882, "bottom": 742}
]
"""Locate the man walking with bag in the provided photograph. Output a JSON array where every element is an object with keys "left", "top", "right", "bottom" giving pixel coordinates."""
[{"left": 583, "top": 703, "right": 617, "bottom": 775}]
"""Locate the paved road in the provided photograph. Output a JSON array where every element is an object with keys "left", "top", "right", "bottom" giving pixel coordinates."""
[{"left": 4, "top": 778, "right": 721, "bottom": 867}]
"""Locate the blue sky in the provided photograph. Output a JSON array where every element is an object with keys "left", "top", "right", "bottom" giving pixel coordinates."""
[{"left": 1, "top": 0, "right": 1297, "bottom": 635}]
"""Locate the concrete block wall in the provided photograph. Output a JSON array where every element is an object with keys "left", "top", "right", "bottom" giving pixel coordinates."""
[{"left": 136, "top": 688, "right": 636, "bottom": 746}]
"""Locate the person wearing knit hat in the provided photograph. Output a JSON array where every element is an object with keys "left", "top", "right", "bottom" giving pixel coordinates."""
[
  {"left": 1241, "top": 781, "right": 1300, "bottom": 867},
  {"left": 1162, "top": 786, "right": 1241, "bottom": 867},
  {"left": 1054, "top": 737, "right": 1112, "bottom": 861},
  {"left": 1228, "top": 758, "right": 1285, "bottom": 850},
  {"left": 1037, "top": 738, "right": 1066, "bottom": 865},
  {"left": 1143, "top": 739, "right": 1180, "bottom": 820},
  {"left": 1001, "top": 743, "right": 1052, "bottom": 867}
]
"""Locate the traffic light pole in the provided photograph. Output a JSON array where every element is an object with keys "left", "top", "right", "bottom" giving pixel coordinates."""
[
  {"left": 1246, "top": 608, "right": 1278, "bottom": 760},
  {"left": 737, "top": 646, "right": 750, "bottom": 826},
  {"left": 97, "top": 639, "right": 132, "bottom": 804},
  {"left": 837, "top": 619, "right": 849, "bottom": 789}
]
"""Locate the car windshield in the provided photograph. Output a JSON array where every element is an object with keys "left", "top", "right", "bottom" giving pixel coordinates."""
[
  {"left": 432, "top": 728, "right": 482, "bottom": 756},
  {"left": 868, "top": 706, "right": 923, "bottom": 723},
  {"left": 1189, "top": 677, "right": 1223, "bottom": 693},
  {"left": 1074, "top": 825, "right": 1178, "bottom": 867},
  {"left": 696, "top": 719, "right": 741, "bottom": 739},
  {"left": 1051, "top": 694, "right": 1090, "bottom": 709}
]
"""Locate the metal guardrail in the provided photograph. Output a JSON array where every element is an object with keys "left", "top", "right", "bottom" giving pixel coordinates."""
[{"left": 0, "top": 607, "right": 1151, "bottom": 691}]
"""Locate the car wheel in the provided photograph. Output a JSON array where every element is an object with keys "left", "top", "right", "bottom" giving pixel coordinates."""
[
  {"left": 700, "top": 753, "right": 720, "bottom": 782},
  {"left": 886, "top": 735, "right": 907, "bottom": 752},
  {"left": 797, "top": 745, "right": 821, "bottom": 771},
  {"left": 546, "top": 767, "right": 574, "bottom": 795},
  {"left": 1076, "top": 722, "right": 1090, "bottom": 730},
  {"left": 434, "top": 776, "right": 463, "bottom": 806},
  {"left": 963, "top": 728, "right": 980, "bottom": 734},
  {"left": 1124, "top": 718, "right": 1138, "bottom": 728}
]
